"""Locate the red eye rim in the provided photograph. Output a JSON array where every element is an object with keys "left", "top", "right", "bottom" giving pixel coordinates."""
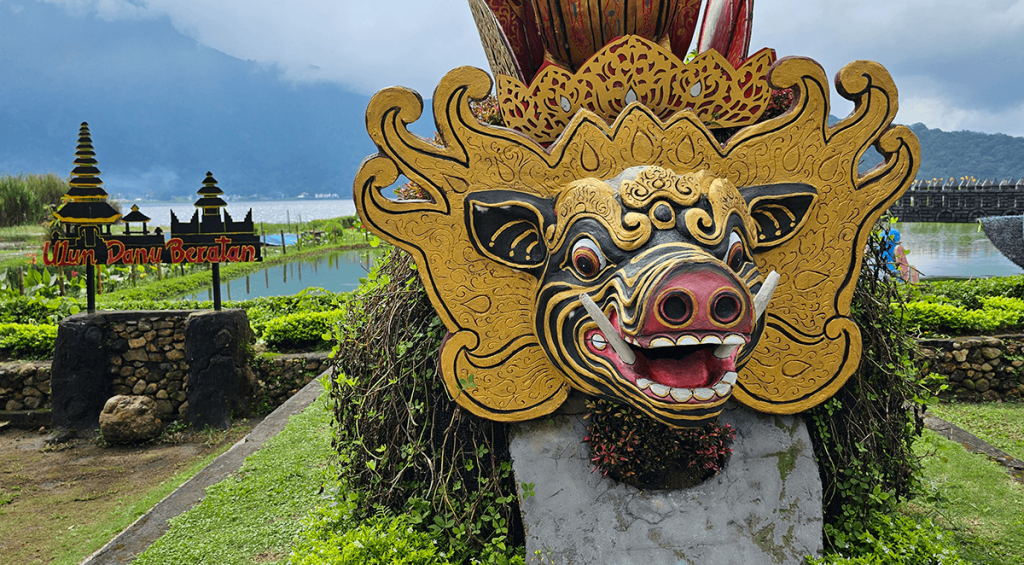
[
  {"left": 727, "top": 241, "right": 745, "bottom": 271},
  {"left": 573, "top": 247, "right": 601, "bottom": 278}
]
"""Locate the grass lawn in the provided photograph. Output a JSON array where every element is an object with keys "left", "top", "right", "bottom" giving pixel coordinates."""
[
  {"left": 905, "top": 429, "right": 1024, "bottom": 564},
  {"left": 133, "top": 391, "right": 337, "bottom": 565},
  {"left": 928, "top": 401, "right": 1024, "bottom": 461}
]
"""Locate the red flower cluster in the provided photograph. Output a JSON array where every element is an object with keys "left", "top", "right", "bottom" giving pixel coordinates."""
[{"left": 583, "top": 397, "right": 735, "bottom": 489}]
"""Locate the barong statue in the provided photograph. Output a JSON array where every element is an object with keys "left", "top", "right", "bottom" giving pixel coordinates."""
[{"left": 355, "top": 0, "right": 920, "bottom": 427}]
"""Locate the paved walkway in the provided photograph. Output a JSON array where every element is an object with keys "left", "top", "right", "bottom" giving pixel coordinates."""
[
  {"left": 923, "top": 413, "right": 1024, "bottom": 481},
  {"left": 78, "top": 378, "right": 325, "bottom": 565}
]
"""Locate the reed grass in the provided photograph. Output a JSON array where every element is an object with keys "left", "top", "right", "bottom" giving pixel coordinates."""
[{"left": 0, "top": 173, "right": 68, "bottom": 228}]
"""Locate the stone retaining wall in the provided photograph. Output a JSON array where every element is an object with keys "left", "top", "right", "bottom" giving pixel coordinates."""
[
  {"left": 0, "top": 361, "right": 51, "bottom": 411},
  {"left": 253, "top": 353, "right": 331, "bottom": 410},
  {"left": 916, "top": 335, "right": 1024, "bottom": 401},
  {"left": 1, "top": 346, "right": 330, "bottom": 427}
]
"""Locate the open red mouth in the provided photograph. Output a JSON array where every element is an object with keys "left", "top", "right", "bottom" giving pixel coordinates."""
[{"left": 582, "top": 310, "right": 746, "bottom": 404}]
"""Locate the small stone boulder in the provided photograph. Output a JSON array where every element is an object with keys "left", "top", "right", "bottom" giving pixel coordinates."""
[{"left": 99, "top": 395, "right": 163, "bottom": 443}]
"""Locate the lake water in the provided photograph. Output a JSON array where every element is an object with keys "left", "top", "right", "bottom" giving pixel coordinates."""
[
  {"left": 181, "top": 248, "right": 381, "bottom": 301},
  {"left": 132, "top": 199, "right": 357, "bottom": 226},
  {"left": 176, "top": 215, "right": 1024, "bottom": 300},
  {"left": 895, "top": 222, "right": 1022, "bottom": 279}
]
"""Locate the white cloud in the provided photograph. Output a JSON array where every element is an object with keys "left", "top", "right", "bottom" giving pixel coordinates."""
[
  {"left": 901, "top": 95, "right": 1024, "bottom": 137},
  {"left": 39, "top": 0, "right": 1024, "bottom": 135},
  {"left": 139, "top": 0, "right": 490, "bottom": 96},
  {"left": 42, "top": 0, "right": 152, "bottom": 20}
]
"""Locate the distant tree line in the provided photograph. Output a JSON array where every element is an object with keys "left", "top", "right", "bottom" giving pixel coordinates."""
[{"left": 910, "top": 123, "right": 1024, "bottom": 182}]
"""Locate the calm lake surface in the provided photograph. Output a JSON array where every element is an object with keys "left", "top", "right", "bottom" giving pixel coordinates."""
[
  {"left": 174, "top": 211, "right": 1023, "bottom": 300},
  {"left": 895, "top": 222, "right": 1022, "bottom": 279},
  {"left": 134, "top": 199, "right": 357, "bottom": 226},
  {"left": 182, "top": 248, "right": 381, "bottom": 301}
]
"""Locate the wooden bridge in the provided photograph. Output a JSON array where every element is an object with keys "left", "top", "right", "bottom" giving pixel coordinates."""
[{"left": 888, "top": 178, "right": 1024, "bottom": 222}]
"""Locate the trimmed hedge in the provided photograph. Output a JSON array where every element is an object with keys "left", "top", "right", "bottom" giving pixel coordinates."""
[
  {"left": 262, "top": 310, "right": 343, "bottom": 351},
  {"left": 901, "top": 296, "right": 1024, "bottom": 335},
  {"left": 0, "top": 322, "right": 57, "bottom": 359}
]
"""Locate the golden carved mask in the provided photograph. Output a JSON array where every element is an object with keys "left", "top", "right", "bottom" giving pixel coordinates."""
[{"left": 354, "top": 55, "right": 918, "bottom": 427}]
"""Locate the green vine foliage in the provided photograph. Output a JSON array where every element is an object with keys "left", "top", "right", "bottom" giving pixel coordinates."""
[
  {"left": 583, "top": 397, "right": 735, "bottom": 489},
  {"left": 803, "top": 216, "right": 926, "bottom": 553},
  {"left": 328, "top": 249, "right": 524, "bottom": 564}
]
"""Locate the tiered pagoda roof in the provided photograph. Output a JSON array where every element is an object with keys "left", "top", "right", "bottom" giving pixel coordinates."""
[
  {"left": 195, "top": 172, "right": 228, "bottom": 213},
  {"left": 54, "top": 122, "right": 122, "bottom": 224}
]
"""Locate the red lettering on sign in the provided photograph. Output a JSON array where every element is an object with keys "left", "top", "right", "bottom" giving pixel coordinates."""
[
  {"left": 106, "top": 240, "right": 126, "bottom": 264},
  {"left": 167, "top": 238, "right": 186, "bottom": 263},
  {"left": 184, "top": 246, "right": 198, "bottom": 263},
  {"left": 226, "top": 246, "right": 241, "bottom": 262},
  {"left": 43, "top": 240, "right": 62, "bottom": 266}
]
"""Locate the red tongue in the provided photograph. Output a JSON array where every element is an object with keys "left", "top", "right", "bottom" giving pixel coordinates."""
[{"left": 640, "top": 348, "right": 730, "bottom": 389}]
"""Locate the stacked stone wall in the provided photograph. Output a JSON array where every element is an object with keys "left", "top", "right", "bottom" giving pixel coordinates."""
[
  {"left": 0, "top": 350, "right": 329, "bottom": 424},
  {"left": 0, "top": 362, "right": 51, "bottom": 411},
  {"left": 106, "top": 312, "right": 191, "bottom": 418},
  {"left": 916, "top": 335, "right": 1024, "bottom": 401},
  {"left": 253, "top": 353, "right": 331, "bottom": 409}
]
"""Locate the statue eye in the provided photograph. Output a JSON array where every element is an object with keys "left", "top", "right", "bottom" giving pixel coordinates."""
[
  {"left": 571, "top": 238, "right": 606, "bottom": 278},
  {"left": 726, "top": 232, "right": 745, "bottom": 272}
]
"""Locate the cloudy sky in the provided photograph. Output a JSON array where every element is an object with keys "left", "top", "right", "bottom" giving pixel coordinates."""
[{"left": 4, "top": 0, "right": 1024, "bottom": 136}]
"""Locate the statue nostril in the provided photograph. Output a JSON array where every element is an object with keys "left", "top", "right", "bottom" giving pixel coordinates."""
[
  {"left": 712, "top": 292, "right": 742, "bottom": 324},
  {"left": 660, "top": 291, "right": 693, "bottom": 324}
]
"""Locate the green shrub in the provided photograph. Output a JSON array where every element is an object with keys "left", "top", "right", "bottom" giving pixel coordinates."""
[
  {"left": 328, "top": 249, "right": 524, "bottom": 563},
  {"left": 263, "top": 310, "right": 343, "bottom": 351},
  {"left": 902, "top": 297, "right": 1024, "bottom": 335},
  {"left": 805, "top": 217, "right": 924, "bottom": 549},
  {"left": 809, "top": 512, "right": 967, "bottom": 565},
  {"left": 917, "top": 275, "right": 1024, "bottom": 310},
  {"left": 0, "top": 322, "right": 57, "bottom": 358},
  {"left": 289, "top": 510, "right": 453, "bottom": 565}
]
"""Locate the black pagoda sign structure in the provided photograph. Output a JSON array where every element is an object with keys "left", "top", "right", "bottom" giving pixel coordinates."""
[{"left": 45, "top": 124, "right": 263, "bottom": 312}]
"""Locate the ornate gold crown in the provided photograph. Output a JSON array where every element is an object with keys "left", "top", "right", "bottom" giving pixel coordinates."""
[
  {"left": 470, "top": 0, "right": 773, "bottom": 144},
  {"left": 497, "top": 38, "right": 775, "bottom": 145}
]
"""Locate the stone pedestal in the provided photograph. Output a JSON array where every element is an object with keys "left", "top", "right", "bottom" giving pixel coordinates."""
[
  {"left": 51, "top": 313, "right": 110, "bottom": 431},
  {"left": 184, "top": 309, "right": 255, "bottom": 429},
  {"left": 509, "top": 400, "right": 823, "bottom": 564}
]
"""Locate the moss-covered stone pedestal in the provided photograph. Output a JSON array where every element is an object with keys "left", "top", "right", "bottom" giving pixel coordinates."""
[{"left": 509, "top": 400, "right": 822, "bottom": 564}]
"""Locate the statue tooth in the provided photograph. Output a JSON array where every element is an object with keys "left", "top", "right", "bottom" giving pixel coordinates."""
[
  {"left": 720, "top": 371, "right": 738, "bottom": 385},
  {"left": 636, "top": 378, "right": 652, "bottom": 389},
  {"left": 580, "top": 294, "right": 636, "bottom": 365},
  {"left": 701, "top": 335, "right": 723, "bottom": 345},
  {"left": 676, "top": 335, "right": 699, "bottom": 346},
  {"left": 723, "top": 334, "right": 746, "bottom": 345},
  {"left": 714, "top": 343, "right": 739, "bottom": 358},
  {"left": 693, "top": 388, "right": 715, "bottom": 401},
  {"left": 669, "top": 387, "right": 693, "bottom": 402},
  {"left": 651, "top": 337, "right": 674, "bottom": 348},
  {"left": 591, "top": 333, "right": 607, "bottom": 350},
  {"left": 649, "top": 383, "right": 670, "bottom": 397},
  {"left": 713, "top": 382, "right": 732, "bottom": 396},
  {"left": 754, "top": 270, "right": 781, "bottom": 322}
]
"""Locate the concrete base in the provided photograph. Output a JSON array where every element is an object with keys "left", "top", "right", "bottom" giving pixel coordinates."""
[{"left": 509, "top": 401, "right": 823, "bottom": 565}]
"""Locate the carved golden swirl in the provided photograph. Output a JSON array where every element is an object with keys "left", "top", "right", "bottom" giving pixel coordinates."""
[
  {"left": 547, "top": 179, "right": 653, "bottom": 251},
  {"left": 620, "top": 166, "right": 703, "bottom": 209},
  {"left": 683, "top": 176, "right": 759, "bottom": 247}
]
